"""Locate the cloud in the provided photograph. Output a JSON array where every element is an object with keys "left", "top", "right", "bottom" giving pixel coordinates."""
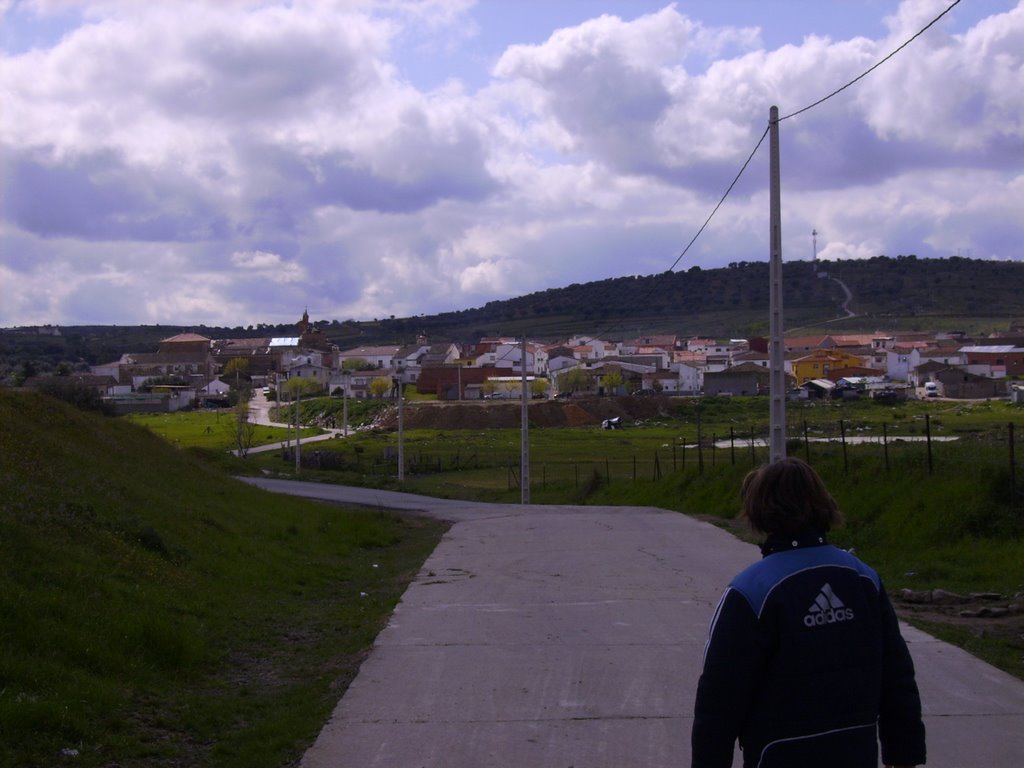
[
  {"left": 0, "top": 0, "right": 1021, "bottom": 327},
  {"left": 230, "top": 249, "right": 306, "bottom": 283}
]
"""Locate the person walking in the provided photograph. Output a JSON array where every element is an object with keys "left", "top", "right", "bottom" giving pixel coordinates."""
[{"left": 692, "top": 457, "right": 926, "bottom": 768}]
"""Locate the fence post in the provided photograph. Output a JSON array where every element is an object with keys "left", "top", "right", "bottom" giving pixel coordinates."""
[
  {"left": 698, "top": 411, "right": 704, "bottom": 474},
  {"left": 682, "top": 438, "right": 686, "bottom": 470},
  {"left": 575, "top": 463, "right": 579, "bottom": 489},
  {"left": 803, "top": 420, "right": 810, "bottom": 463},
  {"left": 1009, "top": 422, "right": 1016, "bottom": 511},
  {"left": 633, "top": 454, "right": 637, "bottom": 482},
  {"left": 882, "top": 422, "right": 890, "bottom": 472},
  {"left": 750, "top": 426, "right": 756, "bottom": 466},
  {"left": 654, "top": 451, "right": 661, "bottom": 481},
  {"left": 840, "top": 419, "right": 848, "bottom": 475},
  {"left": 711, "top": 434, "right": 717, "bottom": 466},
  {"left": 673, "top": 440, "right": 677, "bottom": 471},
  {"left": 730, "top": 426, "right": 736, "bottom": 465},
  {"left": 925, "top": 414, "right": 933, "bottom": 474}
]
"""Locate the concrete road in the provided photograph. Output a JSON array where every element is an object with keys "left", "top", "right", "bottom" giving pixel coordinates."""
[{"left": 240, "top": 478, "right": 1024, "bottom": 768}]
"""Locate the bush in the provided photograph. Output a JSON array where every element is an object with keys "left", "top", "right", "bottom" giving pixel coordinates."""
[{"left": 36, "top": 378, "right": 114, "bottom": 415}]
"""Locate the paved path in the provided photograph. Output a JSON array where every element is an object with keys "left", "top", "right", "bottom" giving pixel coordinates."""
[
  {"left": 240, "top": 479, "right": 1024, "bottom": 768},
  {"left": 240, "top": 388, "right": 349, "bottom": 455}
]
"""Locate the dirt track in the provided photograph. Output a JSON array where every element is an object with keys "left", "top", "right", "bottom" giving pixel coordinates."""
[{"left": 375, "top": 395, "right": 679, "bottom": 430}]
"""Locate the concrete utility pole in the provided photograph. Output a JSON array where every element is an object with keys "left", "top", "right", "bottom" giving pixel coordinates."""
[
  {"left": 295, "top": 384, "right": 302, "bottom": 473},
  {"left": 342, "top": 371, "right": 349, "bottom": 437},
  {"left": 397, "top": 375, "right": 405, "bottom": 483},
  {"left": 769, "top": 106, "right": 787, "bottom": 463},
  {"left": 521, "top": 336, "right": 530, "bottom": 504}
]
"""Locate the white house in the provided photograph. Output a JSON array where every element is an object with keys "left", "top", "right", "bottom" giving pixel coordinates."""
[
  {"left": 493, "top": 342, "right": 537, "bottom": 374},
  {"left": 676, "top": 361, "right": 703, "bottom": 394},
  {"left": 337, "top": 345, "right": 400, "bottom": 371},
  {"left": 884, "top": 347, "right": 916, "bottom": 381},
  {"left": 200, "top": 377, "right": 232, "bottom": 396},
  {"left": 908, "top": 345, "right": 964, "bottom": 374}
]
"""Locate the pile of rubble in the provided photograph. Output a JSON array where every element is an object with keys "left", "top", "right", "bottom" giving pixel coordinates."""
[{"left": 896, "top": 588, "right": 1024, "bottom": 619}]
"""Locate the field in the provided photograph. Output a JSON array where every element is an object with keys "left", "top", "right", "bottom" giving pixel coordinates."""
[
  {"left": 125, "top": 409, "right": 322, "bottom": 451},
  {"left": 234, "top": 393, "right": 1024, "bottom": 680},
  {"left": 0, "top": 390, "right": 447, "bottom": 767}
]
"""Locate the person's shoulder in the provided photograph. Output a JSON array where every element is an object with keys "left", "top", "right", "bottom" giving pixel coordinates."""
[
  {"left": 729, "top": 556, "right": 795, "bottom": 616},
  {"left": 826, "top": 545, "right": 882, "bottom": 588}
]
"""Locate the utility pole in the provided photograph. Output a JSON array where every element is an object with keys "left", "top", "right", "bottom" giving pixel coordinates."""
[
  {"left": 521, "top": 335, "right": 530, "bottom": 504},
  {"left": 342, "top": 371, "right": 349, "bottom": 437},
  {"left": 294, "top": 384, "right": 302, "bottom": 473},
  {"left": 812, "top": 228, "right": 818, "bottom": 262},
  {"left": 769, "top": 105, "right": 787, "bottom": 463},
  {"left": 397, "top": 373, "right": 405, "bottom": 482}
]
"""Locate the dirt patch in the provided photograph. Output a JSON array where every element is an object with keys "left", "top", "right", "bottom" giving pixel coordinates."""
[
  {"left": 892, "top": 589, "right": 1024, "bottom": 644},
  {"left": 375, "top": 395, "right": 679, "bottom": 431}
]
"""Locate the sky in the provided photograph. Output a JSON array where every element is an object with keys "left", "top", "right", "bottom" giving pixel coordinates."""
[{"left": 1, "top": 0, "right": 1022, "bottom": 328}]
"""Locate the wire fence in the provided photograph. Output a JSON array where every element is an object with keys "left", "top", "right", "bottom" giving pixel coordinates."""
[{"left": 285, "top": 419, "right": 1021, "bottom": 511}]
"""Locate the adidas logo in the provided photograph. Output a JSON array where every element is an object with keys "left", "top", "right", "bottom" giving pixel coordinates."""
[{"left": 803, "top": 583, "right": 855, "bottom": 628}]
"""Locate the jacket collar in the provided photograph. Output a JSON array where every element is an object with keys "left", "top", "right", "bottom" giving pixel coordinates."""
[{"left": 761, "top": 530, "right": 829, "bottom": 556}]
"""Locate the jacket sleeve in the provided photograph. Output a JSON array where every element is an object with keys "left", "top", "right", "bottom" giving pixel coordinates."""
[
  {"left": 877, "top": 584, "right": 927, "bottom": 766},
  {"left": 692, "top": 587, "right": 766, "bottom": 768}
]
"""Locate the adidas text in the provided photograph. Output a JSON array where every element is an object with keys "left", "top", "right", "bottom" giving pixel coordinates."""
[{"left": 804, "top": 607, "right": 855, "bottom": 627}]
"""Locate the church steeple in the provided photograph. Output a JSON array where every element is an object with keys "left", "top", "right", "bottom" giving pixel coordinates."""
[{"left": 297, "top": 308, "right": 311, "bottom": 335}]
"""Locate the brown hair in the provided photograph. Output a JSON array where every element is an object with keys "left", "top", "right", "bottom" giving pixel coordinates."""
[{"left": 741, "top": 457, "right": 842, "bottom": 536}]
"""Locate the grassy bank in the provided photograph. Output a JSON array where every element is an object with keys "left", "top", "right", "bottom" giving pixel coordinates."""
[{"left": 0, "top": 390, "right": 447, "bottom": 767}]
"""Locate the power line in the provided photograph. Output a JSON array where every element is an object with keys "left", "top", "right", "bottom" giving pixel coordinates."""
[
  {"left": 666, "top": 125, "right": 770, "bottom": 273},
  {"left": 666, "top": 0, "right": 963, "bottom": 275},
  {"left": 494, "top": 0, "right": 965, "bottom": 362},
  {"left": 781, "top": 0, "right": 962, "bottom": 122}
]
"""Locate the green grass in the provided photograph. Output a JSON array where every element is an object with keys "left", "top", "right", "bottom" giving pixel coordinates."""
[
  {"left": 125, "top": 409, "right": 322, "bottom": 451},
  {"left": 0, "top": 390, "right": 447, "bottom": 767},
  {"left": 235, "top": 395, "right": 1024, "bottom": 679}
]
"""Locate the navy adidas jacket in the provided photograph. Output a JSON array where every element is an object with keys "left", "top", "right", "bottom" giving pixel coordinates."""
[{"left": 692, "top": 531, "right": 926, "bottom": 768}]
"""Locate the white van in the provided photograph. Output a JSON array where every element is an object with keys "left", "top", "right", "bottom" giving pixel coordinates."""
[{"left": 924, "top": 382, "right": 939, "bottom": 397}]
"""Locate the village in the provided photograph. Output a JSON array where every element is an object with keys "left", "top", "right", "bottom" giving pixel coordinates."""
[{"left": 37, "top": 309, "right": 1024, "bottom": 413}]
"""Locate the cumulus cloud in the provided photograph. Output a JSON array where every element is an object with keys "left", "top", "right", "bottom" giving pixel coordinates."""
[
  {"left": 0, "top": 0, "right": 1021, "bottom": 327},
  {"left": 230, "top": 250, "right": 306, "bottom": 283}
]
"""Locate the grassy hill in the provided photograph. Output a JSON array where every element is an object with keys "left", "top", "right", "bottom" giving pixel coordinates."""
[
  {"left": 3, "top": 256, "right": 1023, "bottom": 379},
  {"left": 0, "top": 390, "right": 446, "bottom": 767}
]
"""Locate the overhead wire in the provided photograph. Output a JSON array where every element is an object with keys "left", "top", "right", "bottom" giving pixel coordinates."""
[
  {"left": 490, "top": 0, "right": 963, "bottom": 366},
  {"left": 780, "top": 0, "right": 961, "bottom": 122}
]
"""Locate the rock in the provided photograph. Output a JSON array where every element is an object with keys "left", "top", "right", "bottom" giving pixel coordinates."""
[
  {"left": 979, "top": 606, "right": 1010, "bottom": 618},
  {"left": 961, "top": 606, "right": 1011, "bottom": 619},
  {"left": 931, "top": 588, "right": 969, "bottom": 605},
  {"left": 969, "top": 592, "right": 1004, "bottom": 602},
  {"left": 899, "top": 589, "right": 932, "bottom": 604}
]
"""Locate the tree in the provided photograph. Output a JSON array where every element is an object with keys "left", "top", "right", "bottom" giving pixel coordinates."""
[
  {"left": 231, "top": 398, "right": 257, "bottom": 458},
  {"left": 223, "top": 357, "right": 251, "bottom": 407},
  {"left": 530, "top": 377, "right": 550, "bottom": 398},
  {"left": 223, "top": 357, "right": 249, "bottom": 390},
  {"left": 557, "top": 367, "right": 591, "bottom": 394},
  {"left": 368, "top": 376, "right": 391, "bottom": 399},
  {"left": 601, "top": 370, "right": 624, "bottom": 395},
  {"left": 282, "top": 377, "right": 322, "bottom": 401},
  {"left": 343, "top": 357, "right": 377, "bottom": 371}
]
